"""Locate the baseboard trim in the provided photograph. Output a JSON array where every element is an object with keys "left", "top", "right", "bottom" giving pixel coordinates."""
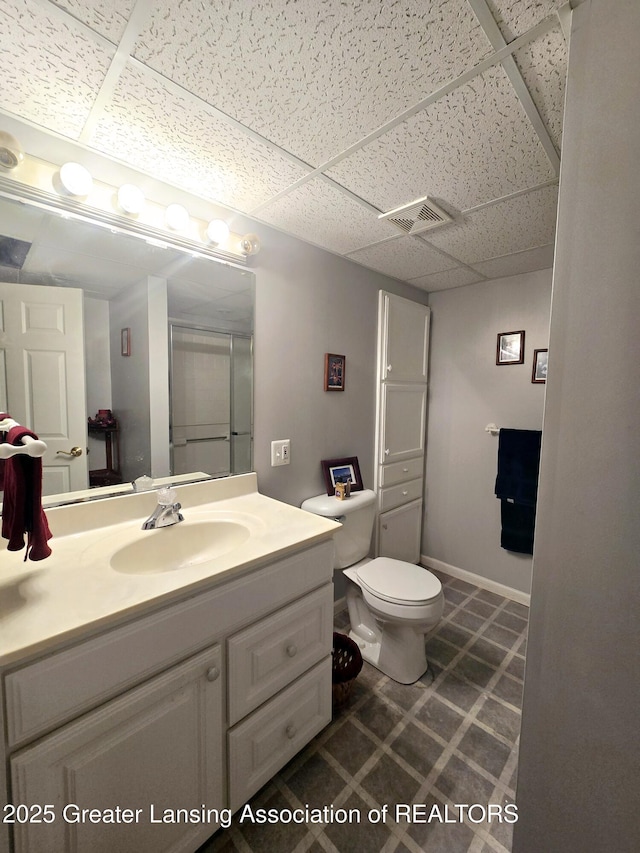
[{"left": 421, "top": 555, "right": 530, "bottom": 607}]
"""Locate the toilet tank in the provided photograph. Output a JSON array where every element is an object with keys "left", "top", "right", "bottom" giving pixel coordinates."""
[{"left": 301, "top": 489, "right": 377, "bottom": 569}]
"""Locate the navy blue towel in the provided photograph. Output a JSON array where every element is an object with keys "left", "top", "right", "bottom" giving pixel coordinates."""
[{"left": 495, "top": 429, "right": 542, "bottom": 555}]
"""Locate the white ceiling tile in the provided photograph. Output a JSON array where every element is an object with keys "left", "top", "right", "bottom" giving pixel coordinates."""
[
  {"left": 257, "top": 179, "right": 399, "bottom": 254},
  {"left": 90, "top": 65, "right": 309, "bottom": 212},
  {"left": 49, "top": 0, "right": 135, "bottom": 42},
  {"left": 409, "top": 266, "right": 485, "bottom": 292},
  {"left": 326, "top": 63, "right": 556, "bottom": 214},
  {"left": 514, "top": 27, "right": 567, "bottom": 151},
  {"left": 131, "top": 0, "right": 493, "bottom": 165},
  {"left": 485, "top": 0, "right": 564, "bottom": 41},
  {"left": 0, "top": 0, "right": 114, "bottom": 139},
  {"left": 348, "top": 236, "right": 456, "bottom": 281},
  {"left": 470, "top": 243, "right": 555, "bottom": 279},
  {"left": 426, "top": 184, "right": 558, "bottom": 263}
]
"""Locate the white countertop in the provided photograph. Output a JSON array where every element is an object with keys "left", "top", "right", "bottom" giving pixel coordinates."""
[{"left": 0, "top": 474, "right": 340, "bottom": 667}]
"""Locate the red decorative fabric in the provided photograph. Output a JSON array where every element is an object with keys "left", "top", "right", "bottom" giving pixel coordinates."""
[{"left": 1, "top": 425, "right": 52, "bottom": 560}]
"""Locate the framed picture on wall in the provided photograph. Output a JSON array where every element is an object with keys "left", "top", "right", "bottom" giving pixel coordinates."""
[
  {"left": 532, "top": 348, "right": 548, "bottom": 383},
  {"left": 321, "top": 456, "right": 363, "bottom": 496},
  {"left": 496, "top": 330, "right": 525, "bottom": 365},
  {"left": 324, "top": 353, "right": 346, "bottom": 391}
]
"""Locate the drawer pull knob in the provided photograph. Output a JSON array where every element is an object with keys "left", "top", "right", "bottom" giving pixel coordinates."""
[
  {"left": 382, "top": 523, "right": 388, "bottom": 530},
  {"left": 285, "top": 723, "right": 297, "bottom": 739},
  {"left": 387, "top": 364, "right": 392, "bottom": 372},
  {"left": 384, "top": 448, "right": 390, "bottom": 456},
  {"left": 286, "top": 643, "right": 298, "bottom": 658},
  {"left": 402, "top": 490, "right": 408, "bottom": 496},
  {"left": 206, "top": 666, "right": 220, "bottom": 682},
  {"left": 402, "top": 467, "right": 409, "bottom": 472}
]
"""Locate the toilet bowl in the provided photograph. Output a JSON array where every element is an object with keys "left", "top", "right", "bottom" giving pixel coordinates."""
[{"left": 301, "top": 489, "right": 443, "bottom": 684}]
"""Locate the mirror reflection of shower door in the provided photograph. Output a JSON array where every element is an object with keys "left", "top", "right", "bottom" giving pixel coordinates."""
[{"left": 170, "top": 325, "right": 252, "bottom": 478}]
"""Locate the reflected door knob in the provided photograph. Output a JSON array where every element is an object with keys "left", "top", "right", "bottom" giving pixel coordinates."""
[
  {"left": 285, "top": 723, "right": 297, "bottom": 739},
  {"left": 206, "top": 666, "right": 220, "bottom": 682},
  {"left": 56, "top": 446, "right": 83, "bottom": 458},
  {"left": 286, "top": 643, "right": 298, "bottom": 658}
]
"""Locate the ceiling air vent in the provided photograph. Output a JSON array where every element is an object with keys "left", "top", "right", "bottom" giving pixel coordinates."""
[{"left": 378, "top": 196, "right": 452, "bottom": 236}]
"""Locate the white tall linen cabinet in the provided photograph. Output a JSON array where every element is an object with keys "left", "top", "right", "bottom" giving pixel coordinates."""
[{"left": 374, "top": 291, "right": 430, "bottom": 563}]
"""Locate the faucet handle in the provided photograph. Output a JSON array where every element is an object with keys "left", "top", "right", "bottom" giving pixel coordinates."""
[{"left": 157, "top": 487, "right": 178, "bottom": 505}]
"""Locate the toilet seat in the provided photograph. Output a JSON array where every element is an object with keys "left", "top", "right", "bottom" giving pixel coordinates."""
[{"left": 356, "top": 558, "right": 441, "bottom": 606}]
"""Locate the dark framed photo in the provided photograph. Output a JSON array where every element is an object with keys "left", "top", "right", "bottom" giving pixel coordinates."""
[
  {"left": 324, "top": 353, "right": 345, "bottom": 391},
  {"left": 496, "top": 330, "right": 525, "bottom": 365},
  {"left": 321, "top": 456, "right": 363, "bottom": 496},
  {"left": 532, "top": 348, "right": 548, "bottom": 383},
  {"left": 121, "top": 327, "right": 131, "bottom": 357}
]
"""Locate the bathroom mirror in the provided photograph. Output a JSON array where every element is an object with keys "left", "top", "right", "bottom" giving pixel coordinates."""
[{"left": 0, "top": 193, "right": 254, "bottom": 504}]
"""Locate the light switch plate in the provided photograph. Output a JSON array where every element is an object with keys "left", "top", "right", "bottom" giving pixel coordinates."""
[{"left": 271, "top": 439, "right": 291, "bottom": 466}]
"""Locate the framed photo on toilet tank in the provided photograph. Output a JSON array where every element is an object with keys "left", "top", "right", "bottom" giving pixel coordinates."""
[{"left": 321, "top": 456, "right": 363, "bottom": 496}]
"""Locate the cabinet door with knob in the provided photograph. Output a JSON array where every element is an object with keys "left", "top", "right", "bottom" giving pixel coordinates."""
[
  {"left": 10, "top": 645, "right": 224, "bottom": 853},
  {"left": 380, "top": 292, "right": 430, "bottom": 382}
]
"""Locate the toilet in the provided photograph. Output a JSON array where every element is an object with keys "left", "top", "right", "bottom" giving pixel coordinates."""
[{"left": 301, "top": 489, "right": 443, "bottom": 684}]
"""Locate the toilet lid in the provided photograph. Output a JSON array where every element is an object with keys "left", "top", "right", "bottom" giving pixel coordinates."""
[{"left": 356, "top": 558, "right": 442, "bottom": 605}]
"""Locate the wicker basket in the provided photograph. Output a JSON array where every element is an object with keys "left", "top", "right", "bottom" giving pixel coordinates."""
[{"left": 331, "top": 632, "right": 363, "bottom": 709}]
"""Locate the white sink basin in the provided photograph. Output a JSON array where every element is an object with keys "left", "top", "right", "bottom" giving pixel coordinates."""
[{"left": 110, "top": 520, "right": 251, "bottom": 574}]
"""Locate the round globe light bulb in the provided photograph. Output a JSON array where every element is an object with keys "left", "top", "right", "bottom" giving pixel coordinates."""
[
  {"left": 239, "top": 233, "right": 261, "bottom": 256},
  {"left": 165, "top": 203, "right": 190, "bottom": 231},
  {"left": 206, "top": 219, "right": 230, "bottom": 245},
  {"left": 0, "top": 131, "right": 24, "bottom": 170},
  {"left": 117, "top": 183, "right": 145, "bottom": 215},
  {"left": 58, "top": 162, "right": 93, "bottom": 197}
]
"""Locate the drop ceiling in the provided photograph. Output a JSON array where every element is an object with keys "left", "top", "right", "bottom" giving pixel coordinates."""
[{"left": 0, "top": 0, "right": 571, "bottom": 292}]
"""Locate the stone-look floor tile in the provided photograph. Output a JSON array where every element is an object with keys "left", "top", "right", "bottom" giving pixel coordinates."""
[
  {"left": 448, "top": 579, "right": 478, "bottom": 595},
  {"left": 284, "top": 752, "right": 346, "bottom": 807},
  {"left": 452, "top": 608, "right": 487, "bottom": 633},
  {"left": 456, "top": 724, "right": 512, "bottom": 780},
  {"left": 505, "top": 655, "right": 525, "bottom": 681},
  {"left": 324, "top": 791, "right": 392, "bottom": 853},
  {"left": 324, "top": 719, "right": 378, "bottom": 777},
  {"left": 357, "top": 694, "right": 405, "bottom": 741},
  {"left": 476, "top": 590, "right": 506, "bottom": 607},
  {"left": 436, "top": 673, "right": 483, "bottom": 712},
  {"left": 408, "top": 815, "right": 477, "bottom": 853},
  {"left": 503, "top": 600, "right": 529, "bottom": 619},
  {"left": 468, "top": 638, "right": 509, "bottom": 669},
  {"left": 493, "top": 611, "right": 528, "bottom": 635},
  {"left": 232, "top": 790, "right": 309, "bottom": 853},
  {"left": 452, "top": 655, "right": 496, "bottom": 689},
  {"left": 415, "top": 695, "right": 466, "bottom": 741},
  {"left": 433, "top": 754, "right": 496, "bottom": 805},
  {"left": 464, "top": 598, "right": 498, "bottom": 619},
  {"left": 481, "top": 622, "right": 521, "bottom": 650},
  {"left": 492, "top": 674, "right": 524, "bottom": 710},
  {"left": 475, "top": 696, "right": 521, "bottom": 744},
  {"left": 437, "top": 622, "right": 474, "bottom": 650},
  {"left": 380, "top": 677, "right": 432, "bottom": 712},
  {"left": 426, "top": 636, "right": 460, "bottom": 668},
  {"left": 360, "top": 752, "right": 422, "bottom": 807},
  {"left": 444, "top": 586, "right": 471, "bottom": 606},
  {"left": 390, "top": 721, "right": 444, "bottom": 777}
]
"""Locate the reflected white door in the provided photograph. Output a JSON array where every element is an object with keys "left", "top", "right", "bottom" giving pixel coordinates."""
[{"left": 0, "top": 282, "right": 88, "bottom": 494}]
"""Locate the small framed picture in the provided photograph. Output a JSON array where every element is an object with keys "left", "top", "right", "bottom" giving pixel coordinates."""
[
  {"left": 121, "top": 327, "right": 131, "bottom": 357},
  {"left": 324, "top": 353, "right": 345, "bottom": 391},
  {"left": 321, "top": 456, "right": 363, "bottom": 496},
  {"left": 496, "top": 330, "right": 525, "bottom": 365},
  {"left": 532, "top": 348, "right": 548, "bottom": 383}
]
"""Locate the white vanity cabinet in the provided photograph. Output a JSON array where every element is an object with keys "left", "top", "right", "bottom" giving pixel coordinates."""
[
  {"left": 375, "top": 292, "right": 430, "bottom": 563},
  {"left": 1, "top": 539, "right": 334, "bottom": 853}
]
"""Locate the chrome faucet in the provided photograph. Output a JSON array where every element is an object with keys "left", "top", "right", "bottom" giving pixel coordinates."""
[{"left": 142, "top": 488, "right": 184, "bottom": 530}]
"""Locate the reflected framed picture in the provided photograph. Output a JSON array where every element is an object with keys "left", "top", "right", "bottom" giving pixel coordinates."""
[
  {"left": 532, "top": 348, "right": 548, "bottom": 383},
  {"left": 496, "top": 330, "right": 525, "bottom": 365},
  {"left": 121, "top": 327, "right": 131, "bottom": 357},
  {"left": 324, "top": 353, "right": 345, "bottom": 391},
  {"left": 321, "top": 456, "right": 363, "bottom": 496}
]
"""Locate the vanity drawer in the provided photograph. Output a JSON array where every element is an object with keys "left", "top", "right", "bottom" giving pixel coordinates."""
[
  {"left": 5, "top": 540, "right": 334, "bottom": 747},
  {"left": 379, "top": 477, "right": 423, "bottom": 512},
  {"left": 228, "top": 585, "right": 333, "bottom": 726},
  {"left": 228, "top": 658, "right": 331, "bottom": 812},
  {"left": 379, "top": 456, "right": 423, "bottom": 487}
]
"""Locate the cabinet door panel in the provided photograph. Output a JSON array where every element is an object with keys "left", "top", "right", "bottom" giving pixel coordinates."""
[
  {"left": 381, "top": 293, "right": 430, "bottom": 382},
  {"left": 11, "top": 646, "right": 224, "bottom": 853},
  {"left": 379, "top": 383, "right": 427, "bottom": 463},
  {"left": 378, "top": 500, "right": 423, "bottom": 564}
]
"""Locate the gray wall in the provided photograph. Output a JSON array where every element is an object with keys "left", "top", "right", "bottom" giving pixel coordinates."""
[
  {"left": 514, "top": 1, "right": 640, "bottom": 850},
  {"left": 424, "top": 269, "right": 552, "bottom": 594},
  {"left": 245, "top": 222, "right": 428, "bottom": 509}
]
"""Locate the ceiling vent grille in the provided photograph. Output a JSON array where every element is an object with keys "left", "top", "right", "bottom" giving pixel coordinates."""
[{"left": 378, "top": 196, "right": 452, "bottom": 235}]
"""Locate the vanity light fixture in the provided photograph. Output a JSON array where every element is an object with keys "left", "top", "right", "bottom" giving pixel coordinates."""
[
  {"left": 0, "top": 130, "right": 24, "bottom": 170},
  {"left": 58, "top": 162, "right": 94, "bottom": 197},
  {"left": 239, "top": 233, "right": 261, "bottom": 256},
  {"left": 117, "top": 183, "right": 145, "bottom": 215},
  {"left": 206, "top": 219, "right": 230, "bottom": 245},
  {"left": 165, "top": 203, "right": 190, "bottom": 231}
]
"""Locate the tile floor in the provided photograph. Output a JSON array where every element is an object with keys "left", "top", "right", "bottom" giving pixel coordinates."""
[{"left": 198, "top": 573, "right": 528, "bottom": 853}]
